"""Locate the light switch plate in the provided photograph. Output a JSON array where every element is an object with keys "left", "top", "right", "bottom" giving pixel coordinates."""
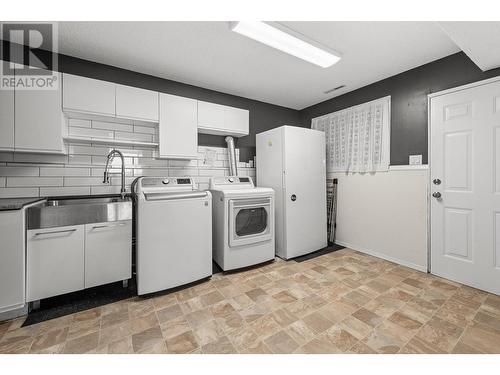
[{"left": 409, "top": 154, "right": 422, "bottom": 165}]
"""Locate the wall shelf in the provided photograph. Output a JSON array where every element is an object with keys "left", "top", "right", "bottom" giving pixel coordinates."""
[{"left": 63, "top": 136, "right": 159, "bottom": 149}]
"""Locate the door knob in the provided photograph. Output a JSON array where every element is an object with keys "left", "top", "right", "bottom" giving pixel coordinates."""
[
  {"left": 432, "top": 192, "right": 442, "bottom": 199},
  {"left": 433, "top": 179, "right": 441, "bottom": 185},
  {"left": 291, "top": 194, "right": 297, "bottom": 201}
]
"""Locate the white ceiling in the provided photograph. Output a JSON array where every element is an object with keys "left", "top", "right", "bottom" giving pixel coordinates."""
[
  {"left": 438, "top": 21, "right": 500, "bottom": 71},
  {"left": 58, "top": 21, "right": 460, "bottom": 110}
]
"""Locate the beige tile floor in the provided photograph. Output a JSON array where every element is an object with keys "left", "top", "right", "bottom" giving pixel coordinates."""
[{"left": 1, "top": 248, "right": 500, "bottom": 354}]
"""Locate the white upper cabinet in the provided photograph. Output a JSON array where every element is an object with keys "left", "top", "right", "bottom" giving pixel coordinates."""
[
  {"left": 158, "top": 93, "right": 198, "bottom": 159},
  {"left": 63, "top": 74, "right": 116, "bottom": 116},
  {"left": 225, "top": 106, "right": 250, "bottom": 135},
  {"left": 15, "top": 71, "right": 64, "bottom": 153},
  {"left": 116, "top": 85, "right": 159, "bottom": 122},
  {"left": 198, "top": 101, "right": 226, "bottom": 130},
  {"left": 197, "top": 100, "right": 249, "bottom": 137},
  {"left": 0, "top": 89, "right": 15, "bottom": 150}
]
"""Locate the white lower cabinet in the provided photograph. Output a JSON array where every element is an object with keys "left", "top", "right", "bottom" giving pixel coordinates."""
[
  {"left": 27, "top": 220, "right": 131, "bottom": 302},
  {"left": 84, "top": 221, "right": 132, "bottom": 288},
  {"left": 27, "top": 225, "right": 85, "bottom": 302},
  {"left": 0, "top": 210, "right": 25, "bottom": 313}
]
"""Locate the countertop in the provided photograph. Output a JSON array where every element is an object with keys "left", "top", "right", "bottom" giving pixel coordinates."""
[
  {"left": 0, "top": 197, "right": 46, "bottom": 212},
  {"left": 0, "top": 193, "right": 134, "bottom": 212}
]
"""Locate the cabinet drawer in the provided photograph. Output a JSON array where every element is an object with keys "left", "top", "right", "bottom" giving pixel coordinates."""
[
  {"left": 27, "top": 225, "right": 84, "bottom": 302},
  {"left": 63, "top": 74, "right": 116, "bottom": 116},
  {"left": 84, "top": 220, "right": 132, "bottom": 288},
  {"left": 116, "top": 85, "right": 158, "bottom": 122}
]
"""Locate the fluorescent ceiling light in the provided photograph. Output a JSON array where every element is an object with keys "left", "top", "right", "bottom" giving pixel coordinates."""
[{"left": 230, "top": 21, "right": 341, "bottom": 68}]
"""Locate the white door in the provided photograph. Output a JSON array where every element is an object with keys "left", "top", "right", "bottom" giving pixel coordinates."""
[
  {"left": 158, "top": 93, "right": 198, "bottom": 159},
  {"left": 283, "top": 127, "right": 327, "bottom": 258},
  {"left": 430, "top": 78, "right": 500, "bottom": 295}
]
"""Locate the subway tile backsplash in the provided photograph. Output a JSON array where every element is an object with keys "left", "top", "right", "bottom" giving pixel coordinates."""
[{"left": 0, "top": 120, "right": 255, "bottom": 198}]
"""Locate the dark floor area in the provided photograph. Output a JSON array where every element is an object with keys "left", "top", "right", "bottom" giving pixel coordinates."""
[
  {"left": 293, "top": 243, "right": 345, "bottom": 262},
  {"left": 22, "top": 280, "right": 136, "bottom": 327}
]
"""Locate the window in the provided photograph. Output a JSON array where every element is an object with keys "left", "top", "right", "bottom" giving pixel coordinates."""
[{"left": 311, "top": 96, "right": 391, "bottom": 173}]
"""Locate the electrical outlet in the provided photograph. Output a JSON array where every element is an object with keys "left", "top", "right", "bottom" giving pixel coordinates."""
[{"left": 409, "top": 154, "right": 422, "bottom": 165}]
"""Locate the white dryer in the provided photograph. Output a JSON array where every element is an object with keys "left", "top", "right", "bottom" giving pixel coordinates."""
[
  {"left": 133, "top": 177, "right": 212, "bottom": 295},
  {"left": 210, "top": 176, "right": 275, "bottom": 271}
]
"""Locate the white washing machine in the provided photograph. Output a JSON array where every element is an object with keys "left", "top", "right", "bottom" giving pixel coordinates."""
[
  {"left": 210, "top": 176, "right": 275, "bottom": 271},
  {"left": 133, "top": 177, "right": 212, "bottom": 295}
]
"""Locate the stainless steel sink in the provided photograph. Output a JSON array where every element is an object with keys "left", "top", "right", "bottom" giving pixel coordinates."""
[{"left": 27, "top": 196, "right": 132, "bottom": 229}]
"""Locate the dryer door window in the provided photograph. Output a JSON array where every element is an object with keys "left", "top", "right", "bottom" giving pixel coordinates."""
[
  {"left": 235, "top": 207, "right": 268, "bottom": 236},
  {"left": 228, "top": 197, "right": 273, "bottom": 247}
]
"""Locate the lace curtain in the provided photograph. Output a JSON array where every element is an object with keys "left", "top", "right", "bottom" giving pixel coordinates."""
[{"left": 311, "top": 96, "right": 391, "bottom": 173}]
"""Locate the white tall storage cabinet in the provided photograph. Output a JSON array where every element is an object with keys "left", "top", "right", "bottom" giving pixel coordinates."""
[{"left": 256, "top": 126, "right": 327, "bottom": 259}]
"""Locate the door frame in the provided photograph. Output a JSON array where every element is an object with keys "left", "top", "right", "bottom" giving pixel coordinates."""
[{"left": 427, "top": 75, "right": 500, "bottom": 274}]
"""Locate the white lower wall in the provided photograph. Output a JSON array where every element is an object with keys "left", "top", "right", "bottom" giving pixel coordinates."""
[{"left": 332, "top": 167, "right": 428, "bottom": 272}]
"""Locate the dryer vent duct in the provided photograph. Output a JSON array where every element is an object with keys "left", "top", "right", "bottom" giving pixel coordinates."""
[{"left": 225, "top": 136, "right": 238, "bottom": 176}]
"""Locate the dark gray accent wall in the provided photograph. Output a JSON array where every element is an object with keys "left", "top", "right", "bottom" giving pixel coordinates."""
[
  {"left": 299, "top": 52, "right": 500, "bottom": 165},
  {"left": 56, "top": 54, "right": 303, "bottom": 162}
]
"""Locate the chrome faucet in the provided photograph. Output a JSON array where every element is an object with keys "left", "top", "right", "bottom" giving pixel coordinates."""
[{"left": 103, "top": 149, "right": 126, "bottom": 199}]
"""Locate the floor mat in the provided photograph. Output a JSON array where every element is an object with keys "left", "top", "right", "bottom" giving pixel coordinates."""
[
  {"left": 22, "top": 280, "right": 136, "bottom": 327},
  {"left": 293, "top": 243, "right": 345, "bottom": 262}
]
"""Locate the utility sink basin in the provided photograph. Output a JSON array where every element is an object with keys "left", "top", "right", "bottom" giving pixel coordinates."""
[{"left": 27, "top": 196, "right": 132, "bottom": 229}]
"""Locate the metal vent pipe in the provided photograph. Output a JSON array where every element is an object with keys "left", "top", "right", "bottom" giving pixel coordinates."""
[{"left": 225, "top": 136, "right": 238, "bottom": 176}]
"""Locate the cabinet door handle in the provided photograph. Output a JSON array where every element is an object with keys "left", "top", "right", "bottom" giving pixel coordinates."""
[
  {"left": 91, "top": 222, "right": 127, "bottom": 230},
  {"left": 34, "top": 228, "right": 77, "bottom": 237}
]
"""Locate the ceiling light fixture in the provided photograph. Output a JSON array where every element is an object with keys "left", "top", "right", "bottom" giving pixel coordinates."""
[{"left": 230, "top": 21, "right": 341, "bottom": 68}]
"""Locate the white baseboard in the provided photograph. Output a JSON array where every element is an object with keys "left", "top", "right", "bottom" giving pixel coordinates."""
[
  {"left": 335, "top": 240, "right": 428, "bottom": 273},
  {"left": 0, "top": 304, "right": 27, "bottom": 322}
]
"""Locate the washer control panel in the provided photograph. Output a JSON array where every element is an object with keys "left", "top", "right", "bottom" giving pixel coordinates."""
[
  {"left": 141, "top": 177, "right": 194, "bottom": 187},
  {"left": 209, "top": 176, "right": 254, "bottom": 189}
]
